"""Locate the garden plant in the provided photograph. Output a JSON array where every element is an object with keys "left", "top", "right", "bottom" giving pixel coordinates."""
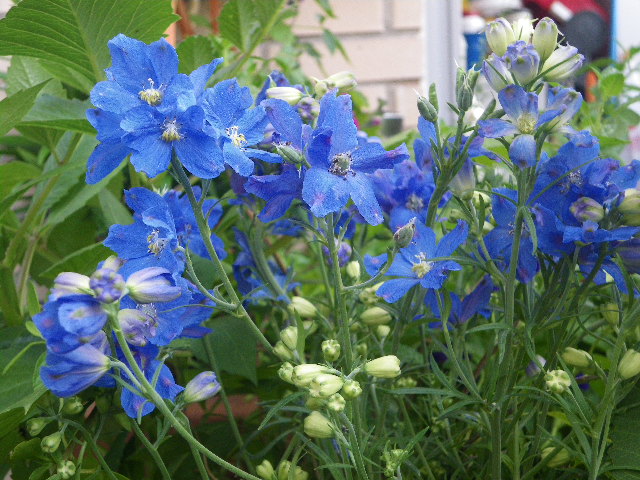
[{"left": 2, "top": 1, "right": 640, "bottom": 479}]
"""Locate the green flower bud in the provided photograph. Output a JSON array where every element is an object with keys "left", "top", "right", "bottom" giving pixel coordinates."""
[
  {"left": 394, "top": 377, "right": 417, "bottom": 389},
  {"left": 322, "top": 339, "right": 341, "bottom": 362},
  {"left": 280, "top": 326, "right": 298, "bottom": 351},
  {"left": 41, "top": 432, "right": 63, "bottom": 453},
  {"left": 361, "top": 306, "right": 392, "bottom": 326},
  {"left": 325, "top": 71, "right": 358, "bottom": 92},
  {"left": 355, "top": 343, "right": 368, "bottom": 357},
  {"left": 278, "top": 362, "right": 295, "bottom": 384},
  {"left": 376, "top": 325, "right": 391, "bottom": 339},
  {"left": 288, "top": 296, "right": 317, "bottom": 317},
  {"left": 619, "top": 189, "right": 640, "bottom": 226},
  {"left": 428, "top": 83, "right": 439, "bottom": 112},
  {"left": 365, "top": 355, "right": 402, "bottom": 379},
  {"left": 619, "top": 349, "right": 640, "bottom": 379},
  {"left": 62, "top": 397, "right": 84, "bottom": 415},
  {"left": 277, "top": 460, "right": 309, "bottom": 480},
  {"left": 275, "top": 143, "right": 305, "bottom": 165},
  {"left": 561, "top": 347, "right": 593, "bottom": 369},
  {"left": 417, "top": 95, "right": 438, "bottom": 123},
  {"left": 313, "top": 78, "right": 329, "bottom": 97},
  {"left": 292, "top": 364, "right": 330, "bottom": 387},
  {"left": 305, "top": 396, "right": 325, "bottom": 410},
  {"left": 345, "top": 261, "right": 361, "bottom": 280},
  {"left": 394, "top": 218, "right": 416, "bottom": 248},
  {"left": 303, "top": 411, "right": 335, "bottom": 438},
  {"left": 512, "top": 18, "right": 533, "bottom": 42},
  {"left": 309, "top": 374, "right": 344, "bottom": 398},
  {"left": 26, "top": 418, "right": 49, "bottom": 436},
  {"left": 256, "top": 459, "right": 276, "bottom": 480},
  {"left": 342, "top": 379, "right": 363, "bottom": 399},
  {"left": 486, "top": 18, "right": 515, "bottom": 56},
  {"left": 326, "top": 393, "right": 346, "bottom": 413},
  {"left": 274, "top": 341, "right": 295, "bottom": 362},
  {"left": 267, "top": 86, "right": 304, "bottom": 105},
  {"left": 602, "top": 303, "right": 619, "bottom": 326},
  {"left": 533, "top": 17, "right": 558, "bottom": 62},
  {"left": 544, "top": 369, "right": 571, "bottom": 394},
  {"left": 541, "top": 45, "right": 584, "bottom": 82},
  {"left": 359, "top": 283, "right": 383, "bottom": 305},
  {"left": 57, "top": 460, "right": 76, "bottom": 480},
  {"left": 541, "top": 446, "right": 571, "bottom": 468},
  {"left": 570, "top": 197, "right": 604, "bottom": 223}
]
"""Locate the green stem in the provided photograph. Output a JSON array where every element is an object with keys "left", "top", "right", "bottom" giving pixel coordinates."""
[
  {"left": 170, "top": 156, "right": 272, "bottom": 352},
  {"left": 130, "top": 419, "right": 172, "bottom": 480},
  {"left": 60, "top": 419, "right": 118, "bottom": 480}
]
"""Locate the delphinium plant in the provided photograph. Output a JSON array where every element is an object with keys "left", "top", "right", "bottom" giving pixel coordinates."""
[{"left": 4, "top": 4, "right": 640, "bottom": 480}]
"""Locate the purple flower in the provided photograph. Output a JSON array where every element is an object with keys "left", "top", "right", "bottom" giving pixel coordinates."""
[{"left": 425, "top": 276, "right": 494, "bottom": 328}]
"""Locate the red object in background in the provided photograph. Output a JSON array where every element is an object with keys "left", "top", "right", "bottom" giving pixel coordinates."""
[{"left": 524, "top": 0, "right": 609, "bottom": 22}]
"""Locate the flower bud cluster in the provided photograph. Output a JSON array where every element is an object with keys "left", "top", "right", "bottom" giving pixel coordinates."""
[
  {"left": 313, "top": 71, "right": 357, "bottom": 96},
  {"left": 483, "top": 17, "right": 583, "bottom": 90}
]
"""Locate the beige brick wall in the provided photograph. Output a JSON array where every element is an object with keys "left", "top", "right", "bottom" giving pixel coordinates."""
[{"left": 292, "top": 0, "right": 424, "bottom": 128}]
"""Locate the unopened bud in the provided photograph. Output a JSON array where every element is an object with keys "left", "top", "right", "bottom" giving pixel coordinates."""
[
  {"left": 361, "top": 306, "right": 392, "bottom": 326},
  {"left": 619, "top": 189, "right": 640, "bottom": 226},
  {"left": 526, "top": 355, "right": 547, "bottom": 377},
  {"left": 305, "top": 396, "right": 325, "bottom": 410},
  {"left": 602, "top": 303, "right": 619, "bottom": 326},
  {"left": 309, "top": 374, "right": 344, "bottom": 398},
  {"left": 482, "top": 54, "right": 513, "bottom": 92},
  {"left": 274, "top": 341, "right": 295, "bottom": 361},
  {"left": 342, "top": 379, "right": 363, "bottom": 399},
  {"left": 365, "top": 355, "right": 401, "bottom": 379},
  {"left": 541, "top": 447, "right": 571, "bottom": 468},
  {"left": 376, "top": 325, "right": 391, "bottom": 339},
  {"left": 326, "top": 393, "right": 346, "bottom": 412},
  {"left": 125, "top": 267, "right": 181, "bottom": 304},
  {"left": 417, "top": 95, "right": 438, "bottom": 123},
  {"left": 26, "top": 418, "right": 49, "bottom": 436},
  {"left": 359, "top": 283, "right": 383, "bottom": 305},
  {"left": 355, "top": 343, "right": 368, "bottom": 357},
  {"left": 450, "top": 158, "right": 476, "bottom": 200},
  {"left": 182, "top": 371, "right": 221, "bottom": 403},
  {"left": 533, "top": 18, "right": 558, "bottom": 62},
  {"left": 505, "top": 41, "right": 540, "bottom": 85},
  {"left": 322, "top": 339, "right": 341, "bottom": 362},
  {"left": 256, "top": 459, "right": 276, "bottom": 480},
  {"left": 394, "top": 377, "right": 417, "bottom": 389},
  {"left": 561, "top": 348, "right": 593, "bottom": 369},
  {"left": 486, "top": 18, "right": 515, "bottom": 56},
  {"left": 277, "top": 461, "right": 309, "bottom": 480},
  {"left": 288, "top": 297, "right": 317, "bottom": 317},
  {"left": 41, "top": 432, "right": 63, "bottom": 453},
  {"left": 544, "top": 369, "right": 571, "bottom": 393},
  {"left": 325, "top": 71, "right": 357, "bottom": 92},
  {"left": 275, "top": 144, "right": 305, "bottom": 165},
  {"left": 542, "top": 45, "right": 584, "bottom": 82},
  {"left": 303, "top": 411, "right": 335, "bottom": 438},
  {"left": 619, "top": 349, "right": 640, "bottom": 379},
  {"left": 278, "top": 362, "right": 295, "bottom": 383},
  {"left": 512, "top": 18, "right": 533, "bottom": 42},
  {"left": 62, "top": 397, "right": 84, "bottom": 415},
  {"left": 280, "top": 326, "right": 298, "bottom": 351},
  {"left": 292, "top": 364, "right": 330, "bottom": 387},
  {"left": 57, "top": 460, "right": 76, "bottom": 480},
  {"left": 345, "top": 261, "right": 361, "bottom": 280},
  {"left": 51, "top": 272, "right": 91, "bottom": 299},
  {"left": 570, "top": 197, "right": 604, "bottom": 223},
  {"left": 394, "top": 218, "right": 417, "bottom": 248},
  {"left": 267, "top": 86, "right": 304, "bottom": 105}
]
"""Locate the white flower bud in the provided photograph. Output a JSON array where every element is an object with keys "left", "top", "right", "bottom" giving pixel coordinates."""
[
  {"left": 533, "top": 17, "right": 558, "bottom": 62},
  {"left": 325, "top": 71, "right": 357, "bottom": 92},
  {"left": 360, "top": 306, "right": 392, "bottom": 326},
  {"left": 561, "top": 347, "right": 593, "bottom": 369},
  {"left": 256, "top": 459, "right": 276, "bottom": 480},
  {"left": 303, "top": 411, "right": 335, "bottom": 438},
  {"left": 292, "top": 364, "right": 330, "bottom": 387},
  {"left": 376, "top": 325, "right": 391, "bottom": 339},
  {"left": 277, "top": 461, "right": 309, "bottom": 480},
  {"left": 619, "top": 349, "right": 640, "bottom": 380},
  {"left": 288, "top": 297, "right": 317, "bottom": 317},
  {"left": 321, "top": 339, "right": 341, "bottom": 362},
  {"left": 57, "top": 460, "right": 76, "bottom": 480},
  {"left": 326, "top": 393, "right": 346, "bottom": 413},
  {"left": 309, "top": 374, "right": 344, "bottom": 398},
  {"left": 274, "top": 341, "right": 294, "bottom": 362},
  {"left": 544, "top": 369, "right": 571, "bottom": 393},
  {"left": 280, "top": 326, "right": 298, "bottom": 351},
  {"left": 541, "top": 447, "right": 571, "bottom": 468},
  {"left": 512, "top": 18, "right": 533, "bottom": 42},
  {"left": 365, "top": 355, "right": 402, "bottom": 379},
  {"left": 486, "top": 18, "right": 515, "bottom": 56},
  {"left": 342, "top": 379, "right": 363, "bottom": 399},
  {"left": 345, "top": 261, "right": 361, "bottom": 280},
  {"left": 278, "top": 362, "right": 295, "bottom": 384},
  {"left": 267, "top": 86, "right": 304, "bottom": 105}
]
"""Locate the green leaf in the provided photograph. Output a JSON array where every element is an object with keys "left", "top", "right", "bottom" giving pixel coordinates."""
[
  {"left": 0, "top": 266, "right": 22, "bottom": 326},
  {"left": 322, "top": 28, "right": 349, "bottom": 60},
  {"left": 0, "top": 409, "right": 28, "bottom": 470},
  {"left": 0, "top": 81, "right": 49, "bottom": 137},
  {"left": 0, "top": 162, "right": 41, "bottom": 198},
  {"left": 219, "top": 0, "right": 258, "bottom": 51},
  {"left": 18, "top": 95, "right": 94, "bottom": 134},
  {"left": 0, "top": 328, "right": 47, "bottom": 414},
  {"left": 601, "top": 72, "right": 625, "bottom": 98},
  {"left": 6, "top": 56, "right": 65, "bottom": 97},
  {"left": 37, "top": 242, "right": 112, "bottom": 284},
  {"left": 208, "top": 317, "right": 258, "bottom": 384},
  {"left": 609, "top": 384, "right": 640, "bottom": 479},
  {"left": 98, "top": 189, "right": 132, "bottom": 227},
  {"left": 0, "top": 0, "right": 179, "bottom": 92},
  {"left": 177, "top": 36, "right": 220, "bottom": 75}
]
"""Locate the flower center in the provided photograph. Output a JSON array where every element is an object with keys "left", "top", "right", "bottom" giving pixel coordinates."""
[
  {"left": 226, "top": 126, "right": 247, "bottom": 148},
  {"left": 138, "top": 79, "right": 164, "bottom": 106},
  {"left": 147, "top": 229, "right": 169, "bottom": 256},
  {"left": 517, "top": 114, "right": 537, "bottom": 134},
  {"left": 406, "top": 193, "right": 424, "bottom": 211},
  {"left": 411, "top": 253, "right": 434, "bottom": 278},
  {"left": 561, "top": 171, "right": 584, "bottom": 193},
  {"left": 328, "top": 153, "right": 353, "bottom": 177},
  {"left": 161, "top": 119, "right": 182, "bottom": 142}
]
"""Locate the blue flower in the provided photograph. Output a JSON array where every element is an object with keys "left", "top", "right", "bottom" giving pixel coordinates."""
[
  {"left": 182, "top": 371, "right": 221, "bottom": 403},
  {"left": 425, "top": 276, "right": 494, "bottom": 329},
  {"left": 244, "top": 164, "right": 304, "bottom": 222},
  {"left": 201, "top": 79, "right": 281, "bottom": 177},
  {"left": 302, "top": 91, "right": 409, "bottom": 225},
  {"left": 40, "top": 334, "right": 114, "bottom": 397},
  {"left": 370, "top": 221, "right": 468, "bottom": 303},
  {"left": 485, "top": 188, "right": 539, "bottom": 283}
]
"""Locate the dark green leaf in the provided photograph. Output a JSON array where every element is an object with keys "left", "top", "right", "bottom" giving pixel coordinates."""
[
  {"left": 0, "top": 0, "right": 178, "bottom": 92},
  {"left": 207, "top": 317, "right": 258, "bottom": 384},
  {"left": 0, "top": 266, "right": 22, "bottom": 326},
  {"left": 0, "top": 162, "right": 41, "bottom": 197},
  {"left": 98, "top": 189, "right": 132, "bottom": 227},
  {"left": 6, "top": 56, "right": 65, "bottom": 97},
  {"left": 601, "top": 72, "right": 625, "bottom": 98},
  {"left": 0, "top": 81, "right": 49, "bottom": 137},
  {"left": 219, "top": 0, "right": 258, "bottom": 51},
  {"left": 19, "top": 95, "right": 95, "bottom": 134},
  {"left": 609, "top": 384, "right": 640, "bottom": 479},
  {"left": 177, "top": 36, "right": 220, "bottom": 75},
  {"left": 37, "top": 243, "right": 112, "bottom": 284}
]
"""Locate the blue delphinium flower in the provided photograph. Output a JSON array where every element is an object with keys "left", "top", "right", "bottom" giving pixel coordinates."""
[
  {"left": 367, "top": 220, "right": 468, "bottom": 303},
  {"left": 485, "top": 188, "right": 539, "bottom": 283},
  {"left": 244, "top": 164, "right": 304, "bottom": 222},
  {"left": 201, "top": 79, "right": 281, "bottom": 177},
  {"left": 425, "top": 277, "right": 494, "bottom": 329},
  {"left": 302, "top": 91, "right": 409, "bottom": 225}
]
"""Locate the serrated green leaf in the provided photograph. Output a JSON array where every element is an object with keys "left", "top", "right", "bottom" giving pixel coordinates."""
[
  {"left": 0, "top": 328, "right": 47, "bottom": 414},
  {"left": 0, "top": 162, "right": 41, "bottom": 197},
  {"left": 0, "top": 0, "right": 179, "bottom": 92},
  {"left": 601, "top": 72, "right": 625, "bottom": 98},
  {"left": 19, "top": 95, "right": 94, "bottom": 134},
  {"left": 0, "top": 81, "right": 49, "bottom": 137},
  {"left": 37, "top": 243, "right": 112, "bottom": 284},
  {"left": 219, "top": 0, "right": 258, "bottom": 51},
  {"left": 177, "top": 36, "right": 220, "bottom": 75}
]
